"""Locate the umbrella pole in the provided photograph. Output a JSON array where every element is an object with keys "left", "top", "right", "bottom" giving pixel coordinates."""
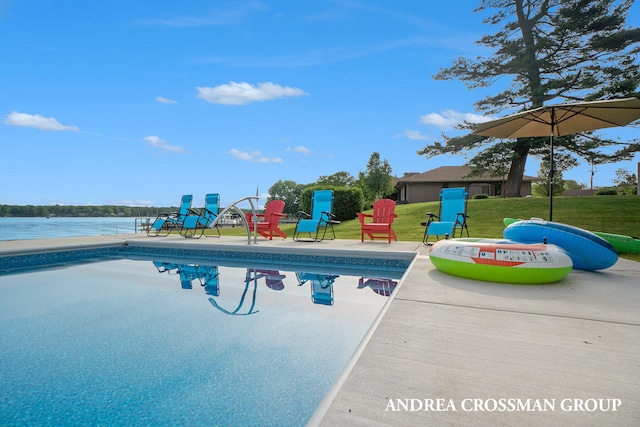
[
  {"left": 548, "top": 134, "right": 554, "bottom": 221},
  {"left": 549, "top": 111, "right": 556, "bottom": 222}
]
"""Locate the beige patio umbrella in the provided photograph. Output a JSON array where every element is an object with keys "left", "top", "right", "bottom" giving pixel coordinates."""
[{"left": 473, "top": 96, "right": 640, "bottom": 221}]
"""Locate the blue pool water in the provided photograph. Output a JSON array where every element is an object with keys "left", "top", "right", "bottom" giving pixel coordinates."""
[{"left": 0, "top": 251, "right": 407, "bottom": 426}]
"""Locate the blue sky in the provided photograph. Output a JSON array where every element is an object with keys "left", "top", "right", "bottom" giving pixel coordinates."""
[{"left": 2, "top": 0, "right": 639, "bottom": 208}]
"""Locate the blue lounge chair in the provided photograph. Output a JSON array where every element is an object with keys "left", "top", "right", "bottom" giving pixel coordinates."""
[
  {"left": 422, "top": 187, "right": 469, "bottom": 245},
  {"left": 148, "top": 195, "right": 193, "bottom": 236},
  {"left": 180, "top": 193, "right": 221, "bottom": 238},
  {"left": 293, "top": 190, "right": 338, "bottom": 242}
]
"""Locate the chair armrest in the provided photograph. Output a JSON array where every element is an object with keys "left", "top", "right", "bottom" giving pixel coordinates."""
[
  {"left": 296, "top": 210, "right": 310, "bottom": 220},
  {"left": 424, "top": 212, "right": 438, "bottom": 225},
  {"left": 168, "top": 211, "right": 184, "bottom": 220},
  {"left": 200, "top": 208, "right": 218, "bottom": 222},
  {"left": 454, "top": 213, "right": 469, "bottom": 229},
  {"left": 357, "top": 212, "right": 372, "bottom": 224},
  {"left": 322, "top": 211, "right": 340, "bottom": 224},
  {"left": 200, "top": 207, "right": 217, "bottom": 217}
]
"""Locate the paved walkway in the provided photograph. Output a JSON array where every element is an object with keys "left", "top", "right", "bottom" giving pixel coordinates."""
[{"left": 1, "top": 234, "right": 638, "bottom": 426}]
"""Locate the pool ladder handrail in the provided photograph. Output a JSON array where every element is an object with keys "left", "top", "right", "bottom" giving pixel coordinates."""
[{"left": 207, "top": 195, "right": 259, "bottom": 244}]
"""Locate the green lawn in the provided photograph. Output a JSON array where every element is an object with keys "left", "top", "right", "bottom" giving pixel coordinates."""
[{"left": 216, "top": 195, "right": 640, "bottom": 261}]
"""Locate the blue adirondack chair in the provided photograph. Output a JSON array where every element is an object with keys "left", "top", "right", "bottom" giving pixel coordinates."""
[{"left": 422, "top": 187, "right": 469, "bottom": 245}]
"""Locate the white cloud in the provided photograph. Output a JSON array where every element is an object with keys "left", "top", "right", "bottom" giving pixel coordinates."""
[
  {"left": 143, "top": 135, "right": 188, "bottom": 154},
  {"left": 156, "top": 96, "right": 177, "bottom": 104},
  {"left": 419, "top": 109, "right": 493, "bottom": 130},
  {"left": 286, "top": 145, "right": 313, "bottom": 155},
  {"left": 403, "top": 129, "right": 431, "bottom": 141},
  {"left": 196, "top": 81, "right": 308, "bottom": 105},
  {"left": 228, "top": 148, "right": 282, "bottom": 163},
  {"left": 3, "top": 111, "right": 79, "bottom": 132}
]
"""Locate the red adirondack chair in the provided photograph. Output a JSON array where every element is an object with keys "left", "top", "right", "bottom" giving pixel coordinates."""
[
  {"left": 357, "top": 199, "right": 398, "bottom": 243},
  {"left": 246, "top": 199, "right": 287, "bottom": 240}
]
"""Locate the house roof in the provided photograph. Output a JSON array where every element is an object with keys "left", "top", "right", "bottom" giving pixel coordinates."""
[{"left": 395, "top": 165, "right": 539, "bottom": 184}]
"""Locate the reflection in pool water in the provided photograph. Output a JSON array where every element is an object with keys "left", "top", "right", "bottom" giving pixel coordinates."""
[
  {"left": 0, "top": 257, "right": 402, "bottom": 426},
  {"left": 152, "top": 261, "right": 399, "bottom": 313}
]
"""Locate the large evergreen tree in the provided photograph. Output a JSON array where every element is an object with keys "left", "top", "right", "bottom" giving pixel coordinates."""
[{"left": 419, "top": 0, "right": 640, "bottom": 196}]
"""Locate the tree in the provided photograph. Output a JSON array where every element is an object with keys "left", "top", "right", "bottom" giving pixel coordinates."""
[
  {"left": 466, "top": 140, "right": 514, "bottom": 196},
  {"left": 359, "top": 152, "right": 394, "bottom": 204},
  {"left": 613, "top": 168, "right": 638, "bottom": 194},
  {"left": 564, "top": 179, "right": 587, "bottom": 191},
  {"left": 532, "top": 160, "right": 566, "bottom": 197},
  {"left": 267, "top": 180, "right": 307, "bottom": 216},
  {"left": 419, "top": 0, "right": 640, "bottom": 197},
  {"left": 316, "top": 171, "right": 356, "bottom": 187}
]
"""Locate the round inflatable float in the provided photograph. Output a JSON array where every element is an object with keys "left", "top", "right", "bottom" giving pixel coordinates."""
[
  {"left": 503, "top": 218, "right": 618, "bottom": 271},
  {"left": 429, "top": 238, "right": 573, "bottom": 284}
]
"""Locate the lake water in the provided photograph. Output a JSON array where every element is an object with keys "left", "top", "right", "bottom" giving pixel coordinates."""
[{"left": 0, "top": 217, "right": 143, "bottom": 241}]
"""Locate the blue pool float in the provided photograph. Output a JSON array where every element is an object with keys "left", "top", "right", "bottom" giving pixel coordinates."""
[{"left": 503, "top": 218, "right": 618, "bottom": 271}]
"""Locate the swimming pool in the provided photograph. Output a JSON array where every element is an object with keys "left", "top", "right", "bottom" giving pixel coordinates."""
[{"left": 0, "top": 243, "right": 411, "bottom": 426}]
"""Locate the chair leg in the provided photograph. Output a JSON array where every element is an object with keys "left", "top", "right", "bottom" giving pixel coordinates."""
[{"left": 204, "top": 225, "right": 221, "bottom": 238}]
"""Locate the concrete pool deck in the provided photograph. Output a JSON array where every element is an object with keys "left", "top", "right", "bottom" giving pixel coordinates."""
[{"left": 1, "top": 234, "right": 638, "bottom": 426}]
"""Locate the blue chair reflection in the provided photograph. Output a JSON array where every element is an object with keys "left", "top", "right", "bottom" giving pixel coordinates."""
[
  {"left": 296, "top": 272, "right": 338, "bottom": 306},
  {"left": 153, "top": 261, "right": 219, "bottom": 294}
]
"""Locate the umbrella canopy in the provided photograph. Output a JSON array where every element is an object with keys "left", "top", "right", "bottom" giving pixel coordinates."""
[
  {"left": 474, "top": 97, "right": 640, "bottom": 138},
  {"left": 472, "top": 97, "right": 640, "bottom": 221}
]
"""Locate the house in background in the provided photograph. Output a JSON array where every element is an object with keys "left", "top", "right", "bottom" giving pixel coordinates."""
[{"left": 394, "top": 165, "right": 540, "bottom": 203}]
